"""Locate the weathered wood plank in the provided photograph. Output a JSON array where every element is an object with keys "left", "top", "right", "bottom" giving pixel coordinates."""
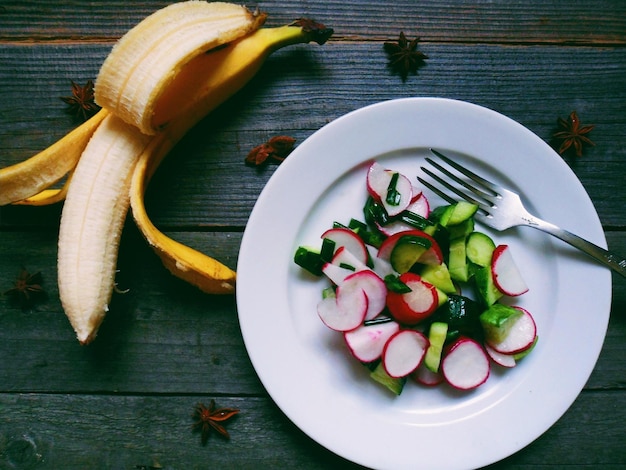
[
  {"left": 0, "top": 390, "right": 624, "bottom": 468},
  {"left": 0, "top": 0, "right": 624, "bottom": 44},
  {"left": 2, "top": 42, "right": 625, "bottom": 228}
]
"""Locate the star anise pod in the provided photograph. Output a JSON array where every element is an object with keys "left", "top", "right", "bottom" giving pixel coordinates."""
[
  {"left": 61, "top": 80, "right": 101, "bottom": 122},
  {"left": 192, "top": 400, "right": 240, "bottom": 445},
  {"left": 245, "top": 135, "right": 296, "bottom": 167},
  {"left": 552, "top": 111, "right": 595, "bottom": 157},
  {"left": 3, "top": 267, "right": 45, "bottom": 308},
  {"left": 384, "top": 32, "right": 428, "bottom": 81}
]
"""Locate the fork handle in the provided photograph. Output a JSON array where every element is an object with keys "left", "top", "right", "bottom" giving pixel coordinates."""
[{"left": 531, "top": 219, "right": 626, "bottom": 278}]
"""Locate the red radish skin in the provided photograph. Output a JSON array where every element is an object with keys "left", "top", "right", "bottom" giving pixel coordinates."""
[
  {"left": 485, "top": 344, "right": 517, "bottom": 368},
  {"left": 441, "top": 338, "right": 490, "bottom": 390},
  {"left": 386, "top": 272, "right": 440, "bottom": 325},
  {"left": 366, "top": 162, "right": 413, "bottom": 216},
  {"left": 412, "top": 362, "right": 444, "bottom": 386},
  {"left": 382, "top": 330, "right": 429, "bottom": 378},
  {"left": 488, "top": 306, "right": 537, "bottom": 355},
  {"left": 343, "top": 270, "right": 387, "bottom": 320},
  {"left": 491, "top": 244, "right": 529, "bottom": 296},
  {"left": 321, "top": 227, "right": 369, "bottom": 265},
  {"left": 317, "top": 283, "right": 368, "bottom": 332},
  {"left": 344, "top": 320, "right": 400, "bottom": 363}
]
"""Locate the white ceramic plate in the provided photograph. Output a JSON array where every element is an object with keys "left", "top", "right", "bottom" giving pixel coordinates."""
[{"left": 236, "top": 98, "right": 611, "bottom": 470}]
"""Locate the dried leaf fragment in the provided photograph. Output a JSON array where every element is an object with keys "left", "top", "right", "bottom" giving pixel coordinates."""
[{"left": 246, "top": 135, "right": 296, "bottom": 166}]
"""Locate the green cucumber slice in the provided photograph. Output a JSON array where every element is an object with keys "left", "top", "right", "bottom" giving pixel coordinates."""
[
  {"left": 474, "top": 265, "right": 503, "bottom": 306},
  {"left": 419, "top": 263, "right": 456, "bottom": 294},
  {"left": 448, "top": 236, "right": 469, "bottom": 282},
  {"left": 389, "top": 234, "right": 432, "bottom": 273},
  {"left": 447, "top": 201, "right": 479, "bottom": 226},
  {"left": 424, "top": 321, "right": 448, "bottom": 373},
  {"left": 466, "top": 232, "right": 496, "bottom": 267},
  {"left": 480, "top": 303, "right": 523, "bottom": 344},
  {"left": 370, "top": 362, "right": 406, "bottom": 395}
]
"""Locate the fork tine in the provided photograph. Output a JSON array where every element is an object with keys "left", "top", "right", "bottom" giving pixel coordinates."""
[
  {"left": 417, "top": 167, "right": 483, "bottom": 207},
  {"left": 430, "top": 149, "right": 499, "bottom": 194},
  {"left": 423, "top": 157, "right": 493, "bottom": 200}
]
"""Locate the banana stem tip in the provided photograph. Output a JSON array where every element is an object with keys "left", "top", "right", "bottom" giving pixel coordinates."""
[{"left": 291, "top": 18, "right": 334, "bottom": 45}]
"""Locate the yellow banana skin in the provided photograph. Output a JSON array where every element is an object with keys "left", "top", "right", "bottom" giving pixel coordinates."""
[
  {"left": 0, "top": 109, "right": 108, "bottom": 206},
  {"left": 130, "top": 22, "right": 334, "bottom": 294}
]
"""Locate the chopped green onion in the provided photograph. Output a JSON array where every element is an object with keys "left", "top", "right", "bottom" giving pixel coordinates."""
[
  {"left": 400, "top": 211, "right": 433, "bottom": 230},
  {"left": 384, "top": 274, "right": 412, "bottom": 293},
  {"left": 339, "top": 263, "right": 356, "bottom": 271},
  {"left": 364, "top": 316, "right": 395, "bottom": 326},
  {"left": 320, "top": 237, "right": 336, "bottom": 262},
  {"left": 364, "top": 196, "right": 389, "bottom": 226},
  {"left": 385, "top": 172, "right": 402, "bottom": 206}
]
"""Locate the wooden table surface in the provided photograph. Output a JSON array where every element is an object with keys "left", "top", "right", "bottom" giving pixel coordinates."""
[{"left": 1, "top": 1, "right": 625, "bottom": 468}]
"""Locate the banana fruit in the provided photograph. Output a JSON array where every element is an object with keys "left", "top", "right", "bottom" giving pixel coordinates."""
[{"left": 0, "top": 1, "right": 332, "bottom": 344}]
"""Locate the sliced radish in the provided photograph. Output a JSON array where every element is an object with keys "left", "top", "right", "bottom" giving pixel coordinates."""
[
  {"left": 330, "top": 246, "right": 370, "bottom": 273},
  {"left": 376, "top": 192, "right": 431, "bottom": 236},
  {"left": 487, "top": 306, "right": 537, "bottom": 355},
  {"left": 386, "top": 272, "right": 443, "bottom": 325},
  {"left": 366, "top": 162, "right": 413, "bottom": 216},
  {"left": 343, "top": 270, "right": 387, "bottom": 320},
  {"left": 344, "top": 319, "right": 400, "bottom": 363},
  {"left": 382, "top": 330, "right": 429, "bottom": 378},
  {"left": 317, "top": 282, "right": 368, "bottom": 332},
  {"left": 491, "top": 244, "right": 529, "bottom": 296},
  {"left": 321, "top": 262, "right": 355, "bottom": 285},
  {"left": 441, "top": 337, "right": 490, "bottom": 390},
  {"left": 485, "top": 344, "right": 517, "bottom": 368},
  {"left": 322, "top": 227, "right": 369, "bottom": 266},
  {"left": 412, "top": 362, "right": 444, "bottom": 386}
]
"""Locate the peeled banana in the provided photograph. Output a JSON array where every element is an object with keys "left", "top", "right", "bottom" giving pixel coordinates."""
[
  {"left": 0, "top": 1, "right": 332, "bottom": 344},
  {"left": 58, "top": 114, "right": 151, "bottom": 344}
]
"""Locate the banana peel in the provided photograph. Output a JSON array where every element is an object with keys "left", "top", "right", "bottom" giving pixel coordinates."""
[
  {"left": 0, "top": 109, "right": 108, "bottom": 206},
  {"left": 0, "top": 1, "right": 333, "bottom": 344},
  {"left": 130, "top": 21, "right": 335, "bottom": 295}
]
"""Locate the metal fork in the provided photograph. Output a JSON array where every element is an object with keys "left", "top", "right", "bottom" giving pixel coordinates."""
[{"left": 418, "top": 149, "right": 626, "bottom": 278}]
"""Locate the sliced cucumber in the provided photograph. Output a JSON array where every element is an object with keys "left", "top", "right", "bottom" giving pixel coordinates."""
[
  {"left": 389, "top": 234, "right": 432, "bottom": 273},
  {"left": 419, "top": 263, "right": 456, "bottom": 294},
  {"left": 447, "top": 201, "right": 479, "bottom": 226},
  {"left": 466, "top": 232, "right": 496, "bottom": 267},
  {"left": 424, "top": 321, "right": 448, "bottom": 373},
  {"left": 448, "top": 236, "right": 469, "bottom": 282},
  {"left": 293, "top": 246, "right": 323, "bottom": 275},
  {"left": 479, "top": 303, "right": 523, "bottom": 344},
  {"left": 448, "top": 218, "right": 474, "bottom": 240},
  {"left": 369, "top": 361, "right": 406, "bottom": 395},
  {"left": 474, "top": 265, "right": 503, "bottom": 306}
]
